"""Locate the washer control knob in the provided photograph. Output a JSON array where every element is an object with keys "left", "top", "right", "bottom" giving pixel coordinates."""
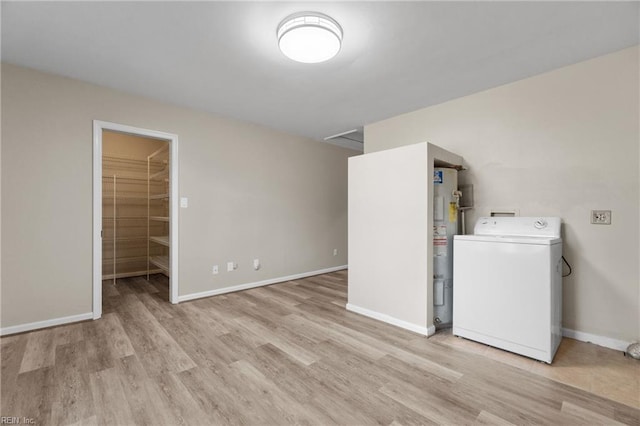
[{"left": 534, "top": 219, "right": 548, "bottom": 229}]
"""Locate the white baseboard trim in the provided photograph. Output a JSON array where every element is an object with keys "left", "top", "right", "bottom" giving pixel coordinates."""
[
  {"left": 178, "top": 265, "right": 348, "bottom": 303},
  {"left": 562, "top": 328, "right": 631, "bottom": 351},
  {"left": 346, "top": 303, "right": 434, "bottom": 336},
  {"left": 1, "top": 312, "right": 94, "bottom": 336}
]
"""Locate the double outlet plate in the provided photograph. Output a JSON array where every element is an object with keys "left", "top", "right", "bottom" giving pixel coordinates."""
[
  {"left": 212, "top": 260, "right": 259, "bottom": 275},
  {"left": 591, "top": 210, "right": 611, "bottom": 225},
  {"left": 211, "top": 249, "right": 337, "bottom": 275}
]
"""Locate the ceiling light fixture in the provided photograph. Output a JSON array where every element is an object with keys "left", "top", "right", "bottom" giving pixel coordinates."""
[{"left": 277, "top": 12, "right": 342, "bottom": 64}]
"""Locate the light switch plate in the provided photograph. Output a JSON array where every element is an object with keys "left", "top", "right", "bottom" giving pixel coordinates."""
[{"left": 180, "top": 197, "right": 188, "bottom": 208}]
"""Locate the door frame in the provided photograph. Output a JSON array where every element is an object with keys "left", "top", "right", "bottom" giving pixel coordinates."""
[{"left": 92, "top": 120, "right": 180, "bottom": 319}]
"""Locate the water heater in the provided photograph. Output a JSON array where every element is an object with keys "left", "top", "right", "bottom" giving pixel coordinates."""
[{"left": 433, "top": 167, "right": 458, "bottom": 328}]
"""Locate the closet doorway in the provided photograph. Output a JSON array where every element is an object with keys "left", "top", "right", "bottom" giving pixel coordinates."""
[{"left": 93, "top": 121, "right": 179, "bottom": 319}]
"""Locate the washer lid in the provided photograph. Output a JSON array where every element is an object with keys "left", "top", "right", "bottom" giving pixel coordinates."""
[{"left": 473, "top": 217, "right": 561, "bottom": 238}]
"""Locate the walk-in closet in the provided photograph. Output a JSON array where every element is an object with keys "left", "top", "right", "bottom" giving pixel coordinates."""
[{"left": 102, "top": 131, "right": 171, "bottom": 298}]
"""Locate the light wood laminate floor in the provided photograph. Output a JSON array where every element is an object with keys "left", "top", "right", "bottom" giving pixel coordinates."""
[{"left": 2, "top": 271, "right": 638, "bottom": 425}]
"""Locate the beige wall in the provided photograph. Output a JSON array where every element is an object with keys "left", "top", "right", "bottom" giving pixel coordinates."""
[
  {"left": 1, "top": 63, "right": 353, "bottom": 329},
  {"left": 365, "top": 46, "right": 639, "bottom": 343}
]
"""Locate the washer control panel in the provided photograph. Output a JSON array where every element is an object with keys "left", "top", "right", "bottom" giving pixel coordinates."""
[{"left": 474, "top": 217, "right": 561, "bottom": 238}]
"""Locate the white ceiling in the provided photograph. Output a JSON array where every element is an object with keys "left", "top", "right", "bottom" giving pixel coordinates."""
[{"left": 2, "top": 2, "right": 638, "bottom": 151}]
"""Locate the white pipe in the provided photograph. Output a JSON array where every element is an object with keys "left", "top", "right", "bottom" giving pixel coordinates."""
[{"left": 113, "top": 175, "right": 116, "bottom": 286}]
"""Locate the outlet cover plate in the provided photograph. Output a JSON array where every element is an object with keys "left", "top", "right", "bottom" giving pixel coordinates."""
[{"left": 591, "top": 210, "right": 611, "bottom": 225}]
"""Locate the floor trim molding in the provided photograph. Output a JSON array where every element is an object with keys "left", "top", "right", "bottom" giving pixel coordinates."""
[
  {"left": 346, "top": 303, "right": 434, "bottom": 336},
  {"left": 562, "top": 327, "right": 630, "bottom": 352},
  {"left": 1, "top": 312, "right": 93, "bottom": 336},
  {"left": 178, "top": 265, "right": 348, "bottom": 303}
]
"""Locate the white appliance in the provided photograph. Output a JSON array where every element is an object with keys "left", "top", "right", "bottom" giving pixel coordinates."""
[
  {"left": 453, "top": 217, "right": 563, "bottom": 363},
  {"left": 433, "top": 168, "right": 459, "bottom": 328}
]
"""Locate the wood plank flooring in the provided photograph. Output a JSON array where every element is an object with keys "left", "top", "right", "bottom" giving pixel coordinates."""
[{"left": 2, "top": 271, "right": 639, "bottom": 425}]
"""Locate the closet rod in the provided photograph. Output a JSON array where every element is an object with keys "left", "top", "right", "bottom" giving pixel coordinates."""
[
  {"left": 102, "top": 176, "right": 154, "bottom": 182},
  {"left": 104, "top": 155, "right": 151, "bottom": 164},
  {"left": 104, "top": 237, "right": 149, "bottom": 241},
  {"left": 104, "top": 255, "right": 156, "bottom": 263},
  {"left": 102, "top": 195, "right": 148, "bottom": 200},
  {"left": 103, "top": 216, "right": 149, "bottom": 220}
]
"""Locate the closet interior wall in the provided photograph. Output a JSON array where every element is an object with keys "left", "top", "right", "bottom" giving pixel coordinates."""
[{"left": 102, "top": 131, "right": 168, "bottom": 280}]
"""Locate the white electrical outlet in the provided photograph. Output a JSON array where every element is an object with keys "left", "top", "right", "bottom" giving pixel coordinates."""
[
  {"left": 212, "top": 265, "right": 218, "bottom": 275},
  {"left": 333, "top": 249, "right": 338, "bottom": 256},
  {"left": 227, "top": 262, "right": 235, "bottom": 272},
  {"left": 253, "top": 259, "right": 260, "bottom": 270},
  {"left": 591, "top": 210, "right": 611, "bottom": 225}
]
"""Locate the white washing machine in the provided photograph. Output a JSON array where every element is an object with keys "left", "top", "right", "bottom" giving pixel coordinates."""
[{"left": 453, "top": 217, "right": 563, "bottom": 363}]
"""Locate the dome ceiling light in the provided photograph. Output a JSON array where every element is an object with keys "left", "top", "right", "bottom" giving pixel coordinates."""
[{"left": 277, "top": 12, "right": 343, "bottom": 63}]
